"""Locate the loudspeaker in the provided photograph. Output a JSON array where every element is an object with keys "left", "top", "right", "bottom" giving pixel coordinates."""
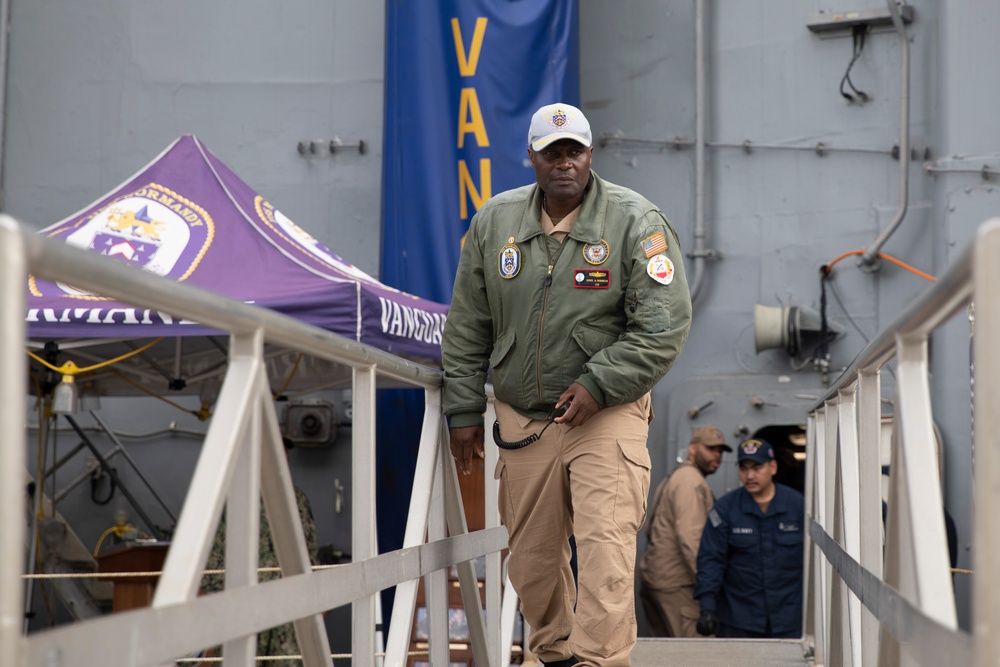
[
  {"left": 283, "top": 399, "right": 337, "bottom": 448},
  {"left": 754, "top": 303, "right": 841, "bottom": 356},
  {"left": 753, "top": 304, "right": 792, "bottom": 354}
]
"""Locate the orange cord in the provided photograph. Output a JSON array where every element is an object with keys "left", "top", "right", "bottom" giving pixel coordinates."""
[{"left": 823, "top": 249, "right": 936, "bottom": 281}]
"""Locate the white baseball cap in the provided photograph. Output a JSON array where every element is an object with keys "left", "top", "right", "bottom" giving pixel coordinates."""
[{"left": 528, "top": 103, "right": 592, "bottom": 151}]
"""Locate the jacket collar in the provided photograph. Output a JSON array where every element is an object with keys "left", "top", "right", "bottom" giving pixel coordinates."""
[
  {"left": 516, "top": 170, "right": 608, "bottom": 244},
  {"left": 739, "top": 484, "right": 788, "bottom": 516}
]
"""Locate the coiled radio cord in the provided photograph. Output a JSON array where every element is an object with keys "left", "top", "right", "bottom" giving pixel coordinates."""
[{"left": 493, "top": 403, "right": 570, "bottom": 450}]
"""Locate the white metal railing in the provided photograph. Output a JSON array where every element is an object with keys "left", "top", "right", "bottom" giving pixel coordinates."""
[
  {"left": 805, "top": 218, "right": 1000, "bottom": 666},
  {"left": 0, "top": 214, "right": 514, "bottom": 667}
]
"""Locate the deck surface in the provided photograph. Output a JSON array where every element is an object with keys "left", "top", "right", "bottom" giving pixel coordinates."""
[{"left": 631, "top": 637, "right": 811, "bottom": 666}]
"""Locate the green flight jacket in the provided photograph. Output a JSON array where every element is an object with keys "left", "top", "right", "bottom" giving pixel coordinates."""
[{"left": 442, "top": 172, "right": 692, "bottom": 427}]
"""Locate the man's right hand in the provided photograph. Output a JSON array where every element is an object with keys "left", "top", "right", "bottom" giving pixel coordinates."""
[
  {"left": 696, "top": 610, "right": 718, "bottom": 636},
  {"left": 449, "top": 425, "right": 485, "bottom": 475}
]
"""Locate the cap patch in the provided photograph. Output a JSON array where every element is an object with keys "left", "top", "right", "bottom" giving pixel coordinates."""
[
  {"left": 528, "top": 103, "right": 593, "bottom": 150},
  {"left": 737, "top": 438, "right": 776, "bottom": 463}
]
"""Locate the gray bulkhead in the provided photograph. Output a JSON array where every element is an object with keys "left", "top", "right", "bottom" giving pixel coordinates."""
[{"left": 6, "top": 0, "right": 999, "bottom": 643}]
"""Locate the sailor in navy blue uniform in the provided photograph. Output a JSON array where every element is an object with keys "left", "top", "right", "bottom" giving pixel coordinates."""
[{"left": 692, "top": 438, "right": 804, "bottom": 638}]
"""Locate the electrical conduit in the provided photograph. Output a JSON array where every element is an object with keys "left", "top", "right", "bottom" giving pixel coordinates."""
[{"left": 860, "top": 0, "right": 911, "bottom": 267}]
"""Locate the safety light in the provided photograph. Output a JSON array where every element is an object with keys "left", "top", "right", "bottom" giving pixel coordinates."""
[
  {"left": 52, "top": 375, "right": 79, "bottom": 414},
  {"left": 196, "top": 378, "right": 221, "bottom": 421}
]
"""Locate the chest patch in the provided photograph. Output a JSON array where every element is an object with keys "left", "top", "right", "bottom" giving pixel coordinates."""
[
  {"left": 732, "top": 527, "right": 754, "bottom": 535},
  {"left": 498, "top": 240, "right": 521, "bottom": 279},
  {"left": 582, "top": 240, "right": 610, "bottom": 265},
  {"left": 573, "top": 268, "right": 611, "bottom": 289}
]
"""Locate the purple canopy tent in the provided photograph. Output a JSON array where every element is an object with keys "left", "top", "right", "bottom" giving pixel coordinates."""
[{"left": 25, "top": 135, "right": 448, "bottom": 396}]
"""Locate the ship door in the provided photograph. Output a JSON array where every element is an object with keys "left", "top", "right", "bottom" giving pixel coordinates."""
[{"left": 751, "top": 423, "right": 807, "bottom": 495}]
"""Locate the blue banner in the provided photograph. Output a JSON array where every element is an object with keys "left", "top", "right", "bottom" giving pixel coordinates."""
[
  {"left": 377, "top": 1, "right": 579, "bottom": 626},
  {"left": 381, "top": 0, "right": 579, "bottom": 303}
]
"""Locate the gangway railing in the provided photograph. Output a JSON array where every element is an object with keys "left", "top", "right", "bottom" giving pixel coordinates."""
[
  {"left": 0, "top": 214, "right": 515, "bottom": 667},
  {"left": 805, "top": 218, "right": 1000, "bottom": 666}
]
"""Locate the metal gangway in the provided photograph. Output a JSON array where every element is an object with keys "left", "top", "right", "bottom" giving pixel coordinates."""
[
  {"left": 630, "top": 221, "right": 995, "bottom": 667},
  {"left": 3, "top": 210, "right": 997, "bottom": 666},
  {"left": 0, "top": 213, "right": 513, "bottom": 667},
  {"left": 797, "top": 218, "right": 1000, "bottom": 667}
]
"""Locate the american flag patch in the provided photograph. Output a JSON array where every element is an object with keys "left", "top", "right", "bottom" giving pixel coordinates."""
[{"left": 641, "top": 232, "right": 667, "bottom": 258}]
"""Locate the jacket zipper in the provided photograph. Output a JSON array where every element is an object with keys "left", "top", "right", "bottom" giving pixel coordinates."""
[{"left": 536, "top": 262, "right": 554, "bottom": 401}]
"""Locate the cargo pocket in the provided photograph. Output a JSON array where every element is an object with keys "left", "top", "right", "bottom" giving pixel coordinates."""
[
  {"left": 613, "top": 439, "right": 651, "bottom": 532},
  {"left": 489, "top": 330, "right": 516, "bottom": 396},
  {"left": 489, "top": 330, "right": 516, "bottom": 368},
  {"left": 680, "top": 603, "right": 704, "bottom": 637}
]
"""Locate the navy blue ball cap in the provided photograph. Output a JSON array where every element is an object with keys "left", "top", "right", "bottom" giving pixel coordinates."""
[{"left": 737, "top": 438, "right": 775, "bottom": 464}]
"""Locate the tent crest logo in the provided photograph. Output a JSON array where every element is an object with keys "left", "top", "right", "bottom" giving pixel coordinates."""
[
  {"left": 31, "top": 184, "right": 213, "bottom": 299},
  {"left": 253, "top": 196, "right": 389, "bottom": 288}
]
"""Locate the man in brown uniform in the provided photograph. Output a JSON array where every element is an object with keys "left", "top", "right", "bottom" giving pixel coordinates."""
[{"left": 638, "top": 425, "right": 731, "bottom": 637}]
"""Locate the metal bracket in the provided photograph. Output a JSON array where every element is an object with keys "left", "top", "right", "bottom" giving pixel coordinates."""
[
  {"left": 297, "top": 137, "right": 367, "bottom": 157},
  {"left": 806, "top": 5, "right": 914, "bottom": 39}
]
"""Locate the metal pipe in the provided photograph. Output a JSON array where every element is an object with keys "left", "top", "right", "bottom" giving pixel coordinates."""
[
  {"left": 973, "top": 219, "right": 1000, "bottom": 667},
  {"left": 351, "top": 366, "right": 377, "bottom": 664},
  {"left": 690, "top": 0, "right": 707, "bottom": 301},
  {"left": 813, "top": 226, "right": 978, "bottom": 409},
  {"left": 860, "top": 0, "right": 911, "bottom": 267},
  {"left": 42, "top": 442, "right": 89, "bottom": 485},
  {"left": 173, "top": 337, "right": 183, "bottom": 383},
  {"left": 22, "top": 424, "right": 45, "bottom": 634},
  {"left": 706, "top": 140, "right": 889, "bottom": 156},
  {"left": 0, "top": 216, "right": 27, "bottom": 665},
  {"left": 925, "top": 164, "right": 1000, "bottom": 178},
  {"left": 601, "top": 135, "right": 898, "bottom": 157},
  {"left": 0, "top": 0, "right": 11, "bottom": 207}
]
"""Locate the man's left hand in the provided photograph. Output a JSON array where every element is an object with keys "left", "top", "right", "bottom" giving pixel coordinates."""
[
  {"left": 449, "top": 425, "right": 485, "bottom": 475},
  {"left": 555, "top": 383, "right": 599, "bottom": 427}
]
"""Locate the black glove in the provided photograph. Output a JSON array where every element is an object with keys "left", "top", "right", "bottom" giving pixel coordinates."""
[{"left": 696, "top": 610, "right": 718, "bottom": 636}]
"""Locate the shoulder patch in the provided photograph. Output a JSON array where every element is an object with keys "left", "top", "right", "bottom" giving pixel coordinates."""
[
  {"left": 646, "top": 254, "right": 674, "bottom": 285},
  {"left": 640, "top": 232, "right": 667, "bottom": 258},
  {"left": 709, "top": 508, "right": 722, "bottom": 528}
]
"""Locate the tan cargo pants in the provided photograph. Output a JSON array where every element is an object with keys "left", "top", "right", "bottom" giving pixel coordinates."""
[
  {"left": 494, "top": 395, "right": 652, "bottom": 667},
  {"left": 639, "top": 584, "right": 702, "bottom": 638}
]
